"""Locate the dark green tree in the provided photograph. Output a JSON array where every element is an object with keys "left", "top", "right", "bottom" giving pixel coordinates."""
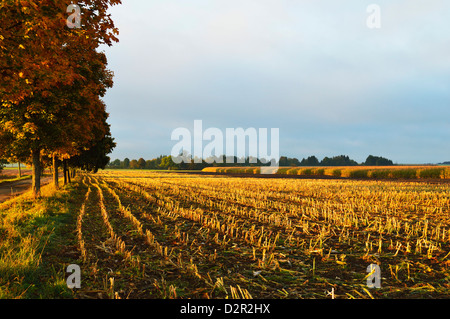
[
  {"left": 123, "top": 158, "right": 130, "bottom": 169},
  {"left": 68, "top": 128, "right": 116, "bottom": 174},
  {"left": 300, "top": 156, "right": 320, "bottom": 166},
  {"left": 321, "top": 155, "right": 358, "bottom": 166},
  {"left": 365, "top": 155, "right": 394, "bottom": 166},
  {"left": 137, "top": 158, "right": 146, "bottom": 169}
]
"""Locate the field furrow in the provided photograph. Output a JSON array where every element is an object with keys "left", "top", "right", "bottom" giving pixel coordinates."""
[{"left": 69, "top": 171, "right": 450, "bottom": 299}]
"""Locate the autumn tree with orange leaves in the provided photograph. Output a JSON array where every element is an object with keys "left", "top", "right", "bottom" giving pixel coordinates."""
[{"left": 0, "top": 0, "right": 121, "bottom": 197}]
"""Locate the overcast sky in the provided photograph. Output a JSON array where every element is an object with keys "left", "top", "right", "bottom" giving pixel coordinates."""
[{"left": 100, "top": 0, "right": 450, "bottom": 164}]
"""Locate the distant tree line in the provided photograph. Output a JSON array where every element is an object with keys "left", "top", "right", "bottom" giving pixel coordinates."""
[
  {"left": 106, "top": 154, "right": 394, "bottom": 170},
  {"left": 283, "top": 155, "right": 394, "bottom": 167}
]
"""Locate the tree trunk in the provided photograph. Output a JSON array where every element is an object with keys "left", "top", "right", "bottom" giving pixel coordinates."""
[
  {"left": 53, "top": 155, "right": 59, "bottom": 189},
  {"left": 18, "top": 162, "right": 21, "bottom": 178},
  {"left": 67, "top": 168, "right": 72, "bottom": 183},
  {"left": 32, "top": 149, "right": 41, "bottom": 198},
  {"left": 63, "top": 160, "right": 68, "bottom": 185}
]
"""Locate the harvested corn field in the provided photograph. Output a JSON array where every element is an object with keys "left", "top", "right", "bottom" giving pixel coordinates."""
[
  {"left": 70, "top": 170, "right": 450, "bottom": 299},
  {"left": 1, "top": 170, "right": 449, "bottom": 299}
]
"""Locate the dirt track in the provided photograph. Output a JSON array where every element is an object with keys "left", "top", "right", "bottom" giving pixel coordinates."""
[
  {"left": 1, "top": 168, "right": 32, "bottom": 177},
  {"left": 0, "top": 176, "right": 52, "bottom": 203}
]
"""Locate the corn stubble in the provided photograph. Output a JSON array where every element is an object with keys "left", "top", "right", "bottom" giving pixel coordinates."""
[{"left": 75, "top": 170, "right": 450, "bottom": 299}]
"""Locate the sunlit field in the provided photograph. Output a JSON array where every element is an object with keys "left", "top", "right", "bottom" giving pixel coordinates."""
[
  {"left": 203, "top": 166, "right": 450, "bottom": 180},
  {"left": 1, "top": 170, "right": 450, "bottom": 299},
  {"left": 80, "top": 171, "right": 450, "bottom": 298}
]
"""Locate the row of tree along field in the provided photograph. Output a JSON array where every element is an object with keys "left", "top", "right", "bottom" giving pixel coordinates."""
[
  {"left": 107, "top": 154, "right": 394, "bottom": 170},
  {"left": 203, "top": 166, "right": 450, "bottom": 180},
  {"left": 0, "top": 1, "right": 121, "bottom": 197}
]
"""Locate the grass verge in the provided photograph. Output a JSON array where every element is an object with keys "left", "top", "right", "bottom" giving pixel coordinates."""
[{"left": 0, "top": 181, "right": 85, "bottom": 299}]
